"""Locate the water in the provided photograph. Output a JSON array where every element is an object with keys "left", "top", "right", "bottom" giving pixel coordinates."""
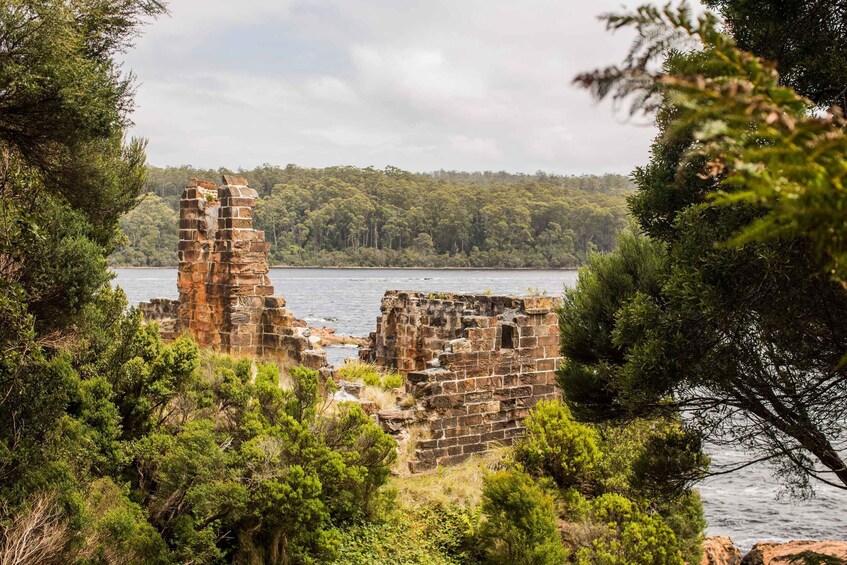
[{"left": 112, "top": 267, "right": 847, "bottom": 550}]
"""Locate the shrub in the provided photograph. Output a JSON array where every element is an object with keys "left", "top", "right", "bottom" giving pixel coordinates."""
[
  {"left": 479, "top": 469, "right": 568, "bottom": 565},
  {"left": 333, "top": 502, "right": 479, "bottom": 565},
  {"left": 381, "top": 372, "right": 404, "bottom": 390},
  {"left": 418, "top": 502, "right": 481, "bottom": 562},
  {"left": 513, "top": 400, "right": 601, "bottom": 489},
  {"left": 363, "top": 371, "right": 381, "bottom": 387},
  {"left": 593, "top": 419, "right": 707, "bottom": 564},
  {"left": 339, "top": 361, "right": 404, "bottom": 390},
  {"left": 574, "top": 494, "right": 684, "bottom": 565},
  {"left": 79, "top": 478, "right": 169, "bottom": 564},
  {"left": 338, "top": 361, "right": 382, "bottom": 383}
]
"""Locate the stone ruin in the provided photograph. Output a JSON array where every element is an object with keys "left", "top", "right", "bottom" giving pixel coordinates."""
[
  {"left": 139, "top": 175, "right": 325, "bottom": 368},
  {"left": 360, "top": 291, "right": 562, "bottom": 472},
  {"left": 140, "top": 175, "right": 564, "bottom": 472}
]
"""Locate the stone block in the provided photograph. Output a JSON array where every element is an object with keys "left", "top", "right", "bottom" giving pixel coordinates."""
[
  {"left": 462, "top": 443, "right": 486, "bottom": 455},
  {"left": 409, "top": 459, "right": 436, "bottom": 473}
]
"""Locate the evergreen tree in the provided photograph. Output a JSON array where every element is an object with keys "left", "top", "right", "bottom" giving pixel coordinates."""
[{"left": 564, "top": 3, "right": 847, "bottom": 493}]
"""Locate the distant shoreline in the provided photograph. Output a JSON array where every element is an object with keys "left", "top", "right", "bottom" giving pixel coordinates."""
[{"left": 110, "top": 265, "right": 580, "bottom": 272}]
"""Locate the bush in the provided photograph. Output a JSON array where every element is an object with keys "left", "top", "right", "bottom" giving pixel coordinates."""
[
  {"left": 513, "top": 402, "right": 707, "bottom": 565},
  {"left": 333, "top": 502, "right": 480, "bottom": 565},
  {"left": 381, "top": 372, "right": 403, "bottom": 389},
  {"left": 338, "top": 361, "right": 381, "bottom": 383},
  {"left": 339, "top": 361, "right": 404, "bottom": 390},
  {"left": 513, "top": 400, "right": 601, "bottom": 489},
  {"left": 479, "top": 469, "right": 568, "bottom": 565},
  {"left": 574, "top": 494, "right": 684, "bottom": 565},
  {"left": 593, "top": 419, "right": 707, "bottom": 564}
]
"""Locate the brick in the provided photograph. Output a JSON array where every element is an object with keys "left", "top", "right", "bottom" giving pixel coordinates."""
[
  {"left": 462, "top": 443, "right": 486, "bottom": 455},
  {"left": 464, "top": 390, "right": 493, "bottom": 403},
  {"left": 437, "top": 454, "right": 471, "bottom": 466}
]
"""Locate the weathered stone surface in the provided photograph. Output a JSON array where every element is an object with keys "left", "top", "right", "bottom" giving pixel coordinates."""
[
  {"left": 140, "top": 176, "right": 325, "bottom": 367},
  {"left": 363, "top": 291, "right": 561, "bottom": 472},
  {"left": 741, "top": 541, "right": 847, "bottom": 564},
  {"left": 702, "top": 537, "right": 742, "bottom": 565}
]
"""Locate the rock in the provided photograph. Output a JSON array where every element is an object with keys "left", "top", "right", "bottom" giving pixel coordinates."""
[
  {"left": 447, "top": 338, "right": 471, "bottom": 352},
  {"left": 332, "top": 390, "right": 359, "bottom": 403},
  {"left": 337, "top": 380, "right": 363, "bottom": 398},
  {"left": 376, "top": 409, "right": 415, "bottom": 433},
  {"left": 358, "top": 399, "right": 378, "bottom": 415},
  {"left": 308, "top": 326, "right": 367, "bottom": 346},
  {"left": 702, "top": 536, "right": 742, "bottom": 565},
  {"left": 741, "top": 541, "right": 847, "bottom": 564}
]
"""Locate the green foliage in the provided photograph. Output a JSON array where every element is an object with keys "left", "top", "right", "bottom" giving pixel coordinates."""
[
  {"left": 703, "top": 0, "right": 847, "bottom": 108},
  {"left": 514, "top": 400, "right": 601, "bottom": 489},
  {"left": 512, "top": 400, "right": 705, "bottom": 564},
  {"left": 479, "top": 469, "right": 568, "bottom": 565},
  {"left": 573, "top": 493, "right": 684, "bottom": 565},
  {"left": 339, "top": 361, "right": 404, "bottom": 390},
  {"left": 571, "top": 1, "right": 847, "bottom": 491},
  {"left": 381, "top": 372, "right": 404, "bottom": 390},
  {"left": 78, "top": 478, "right": 169, "bottom": 564},
  {"left": 556, "top": 231, "right": 668, "bottom": 422},
  {"left": 113, "top": 165, "right": 634, "bottom": 268},
  {"left": 2, "top": 288, "right": 397, "bottom": 563},
  {"left": 334, "top": 502, "right": 481, "bottom": 565},
  {"left": 110, "top": 193, "right": 179, "bottom": 266}
]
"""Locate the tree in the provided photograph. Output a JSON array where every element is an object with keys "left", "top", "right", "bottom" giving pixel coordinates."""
[
  {"left": 566, "top": 3, "right": 847, "bottom": 493},
  {"left": 111, "top": 194, "right": 178, "bottom": 266},
  {"left": 704, "top": 0, "right": 847, "bottom": 108},
  {"left": 118, "top": 164, "right": 632, "bottom": 268},
  {"left": 0, "top": 0, "right": 166, "bottom": 495}
]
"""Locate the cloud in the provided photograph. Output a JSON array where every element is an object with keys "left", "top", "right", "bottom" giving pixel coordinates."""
[
  {"left": 124, "top": 0, "right": 660, "bottom": 174},
  {"left": 447, "top": 135, "right": 502, "bottom": 159}
]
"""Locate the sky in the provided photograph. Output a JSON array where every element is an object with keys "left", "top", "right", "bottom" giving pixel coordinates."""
[{"left": 124, "top": 0, "right": 661, "bottom": 175}]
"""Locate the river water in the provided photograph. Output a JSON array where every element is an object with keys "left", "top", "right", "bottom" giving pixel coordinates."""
[{"left": 112, "top": 267, "right": 847, "bottom": 550}]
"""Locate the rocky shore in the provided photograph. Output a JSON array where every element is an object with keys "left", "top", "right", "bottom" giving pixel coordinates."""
[{"left": 702, "top": 537, "right": 847, "bottom": 564}]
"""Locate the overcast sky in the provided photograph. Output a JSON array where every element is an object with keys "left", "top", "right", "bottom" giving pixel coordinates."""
[{"left": 124, "top": 1, "right": 661, "bottom": 175}]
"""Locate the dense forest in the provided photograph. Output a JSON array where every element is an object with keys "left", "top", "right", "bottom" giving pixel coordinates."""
[{"left": 110, "top": 165, "right": 631, "bottom": 268}]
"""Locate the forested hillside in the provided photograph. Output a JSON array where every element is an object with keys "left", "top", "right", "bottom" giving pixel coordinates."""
[{"left": 110, "top": 165, "right": 631, "bottom": 268}]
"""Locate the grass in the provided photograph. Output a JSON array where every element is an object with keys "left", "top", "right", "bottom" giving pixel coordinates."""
[
  {"left": 338, "top": 360, "right": 405, "bottom": 390},
  {"left": 390, "top": 446, "right": 509, "bottom": 507},
  {"left": 332, "top": 451, "right": 501, "bottom": 565}
]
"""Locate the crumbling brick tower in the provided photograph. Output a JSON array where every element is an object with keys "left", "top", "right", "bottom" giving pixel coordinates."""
[
  {"left": 141, "top": 175, "right": 323, "bottom": 366},
  {"left": 177, "top": 175, "right": 275, "bottom": 355}
]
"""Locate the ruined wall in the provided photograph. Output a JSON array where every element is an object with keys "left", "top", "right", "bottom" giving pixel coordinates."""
[
  {"left": 361, "top": 291, "right": 561, "bottom": 472},
  {"left": 140, "top": 176, "right": 323, "bottom": 366}
]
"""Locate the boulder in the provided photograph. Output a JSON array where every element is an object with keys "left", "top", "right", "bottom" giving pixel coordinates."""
[
  {"left": 702, "top": 536, "right": 742, "bottom": 565},
  {"left": 338, "top": 380, "right": 364, "bottom": 398},
  {"left": 741, "top": 541, "right": 847, "bottom": 564}
]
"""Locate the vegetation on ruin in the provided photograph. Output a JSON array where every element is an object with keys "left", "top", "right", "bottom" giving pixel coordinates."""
[
  {"left": 337, "top": 361, "right": 403, "bottom": 390},
  {"left": 110, "top": 165, "right": 632, "bottom": 269}
]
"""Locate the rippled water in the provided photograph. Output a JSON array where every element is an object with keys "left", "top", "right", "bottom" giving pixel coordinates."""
[{"left": 112, "top": 267, "right": 847, "bottom": 550}]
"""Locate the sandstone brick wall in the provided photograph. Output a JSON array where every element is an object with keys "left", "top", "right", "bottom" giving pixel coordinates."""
[
  {"left": 139, "top": 176, "right": 324, "bottom": 367},
  {"left": 361, "top": 291, "right": 562, "bottom": 472},
  {"left": 138, "top": 297, "right": 180, "bottom": 341}
]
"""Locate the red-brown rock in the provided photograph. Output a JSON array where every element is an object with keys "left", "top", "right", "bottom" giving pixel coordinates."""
[
  {"left": 741, "top": 541, "right": 847, "bottom": 564},
  {"left": 702, "top": 536, "right": 742, "bottom": 565}
]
